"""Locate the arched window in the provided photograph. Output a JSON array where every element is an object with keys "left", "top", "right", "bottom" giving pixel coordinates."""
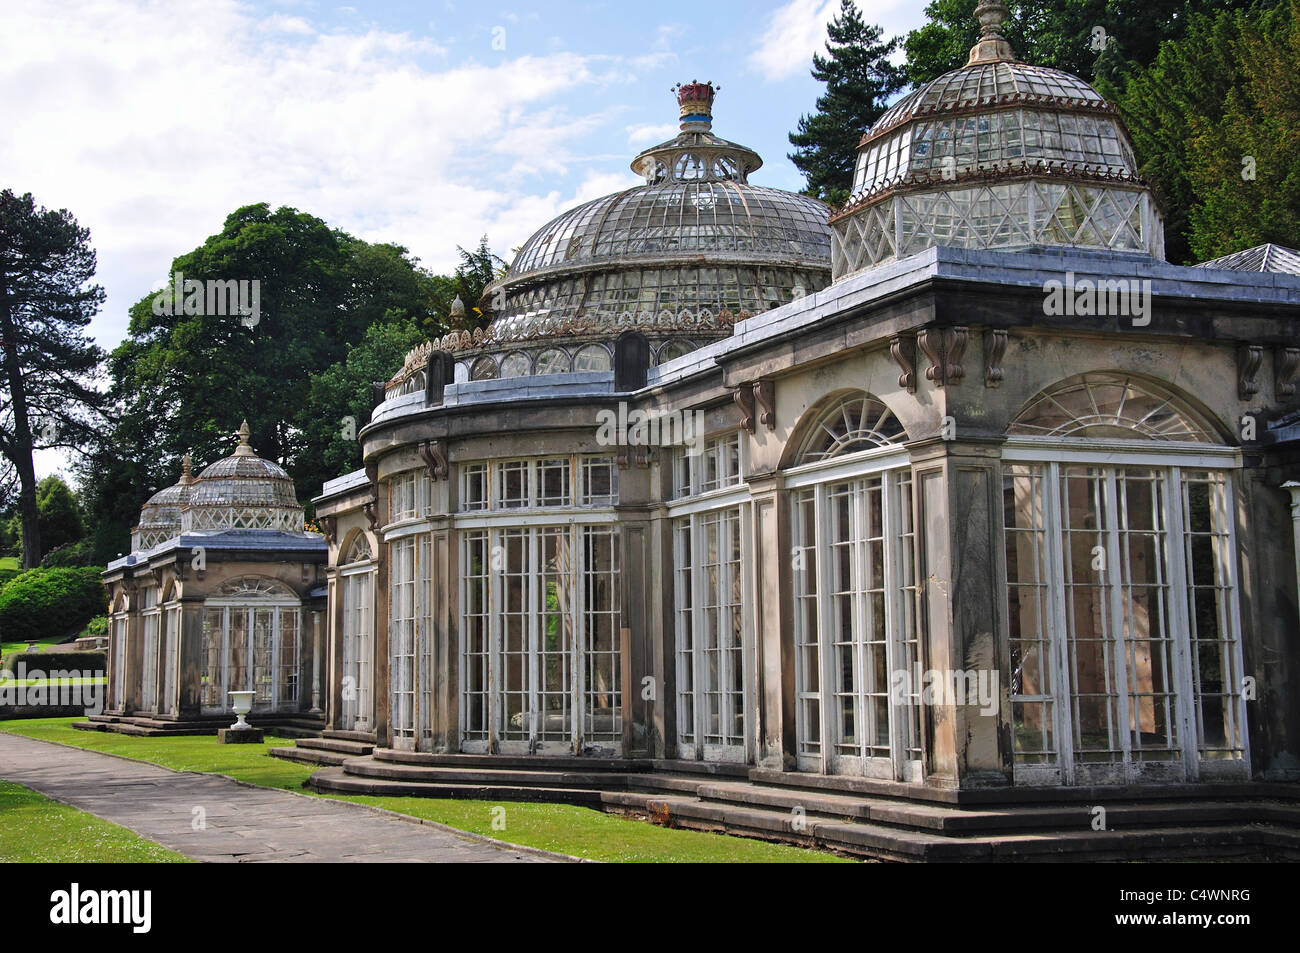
[
  {"left": 499, "top": 352, "right": 531, "bottom": 378},
  {"left": 535, "top": 348, "right": 570, "bottom": 375},
  {"left": 470, "top": 357, "right": 498, "bottom": 381},
  {"left": 656, "top": 340, "right": 692, "bottom": 365},
  {"left": 1007, "top": 373, "right": 1218, "bottom": 442},
  {"left": 798, "top": 393, "right": 907, "bottom": 462},
  {"left": 784, "top": 391, "right": 920, "bottom": 780},
  {"left": 342, "top": 532, "right": 373, "bottom": 564},
  {"left": 1002, "top": 374, "right": 1245, "bottom": 786},
  {"left": 202, "top": 577, "right": 301, "bottom": 714},
  {"left": 573, "top": 344, "right": 612, "bottom": 372}
]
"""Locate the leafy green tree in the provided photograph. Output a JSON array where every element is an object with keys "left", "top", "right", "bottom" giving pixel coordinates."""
[
  {"left": 293, "top": 319, "right": 429, "bottom": 512},
  {"left": 101, "top": 203, "right": 446, "bottom": 513},
  {"left": 788, "top": 0, "right": 907, "bottom": 204},
  {"left": 0, "top": 190, "right": 107, "bottom": 568},
  {"left": 1183, "top": 0, "right": 1300, "bottom": 259},
  {"left": 9, "top": 475, "right": 87, "bottom": 562}
]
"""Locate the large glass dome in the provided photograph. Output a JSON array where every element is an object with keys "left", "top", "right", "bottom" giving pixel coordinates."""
[
  {"left": 398, "top": 82, "right": 832, "bottom": 389},
  {"left": 832, "top": 1, "right": 1164, "bottom": 278}
]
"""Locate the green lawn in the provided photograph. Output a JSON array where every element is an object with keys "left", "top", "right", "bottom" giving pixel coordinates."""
[
  {"left": 0, "top": 780, "right": 189, "bottom": 863},
  {"left": 1, "top": 634, "right": 69, "bottom": 657},
  {"left": 0, "top": 718, "right": 850, "bottom": 863},
  {"left": 0, "top": 556, "right": 17, "bottom": 570}
]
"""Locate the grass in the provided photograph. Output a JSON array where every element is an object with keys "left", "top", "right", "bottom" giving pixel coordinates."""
[
  {"left": 0, "top": 556, "right": 17, "bottom": 570},
  {"left": 0, "top": 718, "right": 851, "bottom": 863},
  {"left": 1, "top": 634, "right": 69, "bottom": 657},
  {"left": 0, "top": 780, "right": 189, "bottom": 863}
]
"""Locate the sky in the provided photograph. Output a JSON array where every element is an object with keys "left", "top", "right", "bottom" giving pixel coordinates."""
[{"left": 3, "top": 0, "right": 931, "bottom": 479}]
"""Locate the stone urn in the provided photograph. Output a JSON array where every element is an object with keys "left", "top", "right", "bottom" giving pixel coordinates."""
[{"left": 228, "top": 690, "right": 256, "bottom": 730}]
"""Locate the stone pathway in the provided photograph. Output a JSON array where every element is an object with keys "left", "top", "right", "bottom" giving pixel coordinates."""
[{"left": 0, "top": 733, "right": 560, "bottom": 863}]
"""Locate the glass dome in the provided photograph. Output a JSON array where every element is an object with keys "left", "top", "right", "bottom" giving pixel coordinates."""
[
  {"left": 133, "top": 454, "right": 195, "bottom": 550},
  {"left": 831, "top": 2, "right": 1163, "bottom": 278},
  {"left": 398, "top": 81, "right": 832, "bottom": 391},
  {"left": 181, "top": 422, "right": 304, "bottom": 533}
]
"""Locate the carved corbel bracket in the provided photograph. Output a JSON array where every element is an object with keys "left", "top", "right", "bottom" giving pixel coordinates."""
[
  {"left": 318, "top": 515, "right": 337, "bottom": 544},
  {"left": 734, "top": 385, "right": 756, "bottom": 433},
  {"left": 419, "top": 439, "right": 448, "bottom": 480},
  {"left": 616, "top": 445, "right": 651, "bottom": 469},
  {"left": 918, "top": 325, "right": 969, "bottom": 387},
  {"left": 1276, "top": 346, "right": 1300, "bottom": 400},
  {"left": 984, "top": 329, "right": 1008, "bottom": 388},
  {"left": 890, "top": 334, "right": 917, "bottom": 393},
  {"left": 753, "top": 380, "right": 775, "bottom": 430},
  {"left": 362, "top": 461, "right": 380, "bottom": 531},
  {"left": 1238, "top": 344, "right": 1264, "bottom": 401}
]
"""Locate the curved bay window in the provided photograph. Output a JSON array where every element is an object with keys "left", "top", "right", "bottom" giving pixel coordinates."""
[
  {"left": 458, "top": 455, "right": 621, "bottom": 755},
  {"left": 788, "top": 393, "right": 921, "bottom": 780},
  {"left": 201, "top": 578, "right": 301, "bottom": 714},
  {"left": 671, "top": 433, "right": 752, "bottom": 762},
  {"left": 1003, "top": 373, "right": 1248, "bottom": 784},
  {"left": 339, "top": 533, "right": 376, "bottom": 732}
]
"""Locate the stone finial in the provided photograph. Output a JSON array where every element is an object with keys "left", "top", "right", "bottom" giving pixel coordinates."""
[
  {"left": 181, "top": 452, "right": 194, "bottom": 483},
  {"left": 234, "top": 419, "right": 255, "bottom": 456},
  {"left": 968, "top": 1, "right": 1017, "bottom": 65},
  {"left": 450, "top": 295, "right": 466, "bottom": 319}
]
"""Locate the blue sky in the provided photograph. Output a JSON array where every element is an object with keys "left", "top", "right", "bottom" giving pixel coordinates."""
[{"left": 3, "top": 0, "right": 929, "bottom": 476}]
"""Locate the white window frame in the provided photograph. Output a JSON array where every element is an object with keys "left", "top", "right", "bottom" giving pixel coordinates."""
[
  {"left": 340, "top": 561, "right": 375, "bottom": 732},
  {"left": 1002, "top": 447, "right": 1250, "bottom": 785},
  {"left": 200, "top": 594, "right": 301, "bottom": 715}
]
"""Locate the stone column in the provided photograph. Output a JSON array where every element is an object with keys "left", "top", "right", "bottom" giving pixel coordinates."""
[
  {"left": 908, "top": 436, "right": 1011, "bottom": 789},
  {"left": 748, "top": 473, "right": 794, "bottom": 771},
  {"left": 1285, "top": 483, "right": 1300, "bottom": 627},
  {"left": 309, "top": 609, "right": 323, "bottom": 713}
]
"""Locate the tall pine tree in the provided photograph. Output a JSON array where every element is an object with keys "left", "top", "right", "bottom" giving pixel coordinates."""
[
  {"left": 0, "top": 190, "right": 106, "bottom": 568},
  {"left": 788, "top": 0, "right": 907, "bottom": 205}
]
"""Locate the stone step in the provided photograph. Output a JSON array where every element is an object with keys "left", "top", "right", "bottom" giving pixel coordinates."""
[
  {"left": 309, "top": 767, "right": 607, "bottom": 806},
  {"left": 296, "top": 737, "right": 374, "bottom": 756},
  {"left": 269, "top": 746, "right": 352, "bottom": 767},
  {"left": 649, "top": 759, "right": 751, "bottom": 778},
  {"left": 267, "top": 726, "right": 324, "bottom": 739},
  {"left": 371, "top": 749, "right": 653, "bottom": 773},
  {"left": 322, "top": 729, "right": 378, "bottom": 743},
  {"left": 70, "top": 721, "right": 108, "bottom": 732},
  {"left": 341, "top": 756, "right": 636, "bottom": 790}
]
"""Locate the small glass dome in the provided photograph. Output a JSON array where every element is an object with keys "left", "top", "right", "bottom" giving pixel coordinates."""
[
  {"left": 133, "top": 454, "right": 195, "bottom": 550},
  {"left": 831, "top": 1, "right": 1164, "bottom": 278},
  {"left": 181, "top": 421, "right": 304, "bottom": 533}
]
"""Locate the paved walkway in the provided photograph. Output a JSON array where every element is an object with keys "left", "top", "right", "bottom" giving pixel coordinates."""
[{"left": 0, "top": 733, "right": 558, "bottom": 863}]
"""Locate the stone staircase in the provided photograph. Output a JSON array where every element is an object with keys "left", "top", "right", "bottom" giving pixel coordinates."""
[
  {"left": 269, "top": 729, "right": 376, "bottom": 766},
  {"left": 303, "top": 749, "right": 1300, "bottom": 861},
  {"left": 72, "top": 711, "right": 326, "bottom": 739}
]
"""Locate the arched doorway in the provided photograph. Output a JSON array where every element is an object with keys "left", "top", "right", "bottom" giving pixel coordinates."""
[{"left": 201, "top": 577, "right": 302, "bottom": 714}]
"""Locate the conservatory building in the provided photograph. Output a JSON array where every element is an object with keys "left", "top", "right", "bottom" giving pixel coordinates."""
[
  {"left": 297, "top": 5, "right": 1300, "bottom": 858},
  {"left": 89, "top": 423, "right": 327, "bottom": 734}
]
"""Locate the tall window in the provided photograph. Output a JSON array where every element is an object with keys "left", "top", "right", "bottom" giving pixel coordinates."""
[
  {"left": 389, "top": 534, "right": 431, "bottom": 748},
  {"left": 457, "top": 454, "right": 620, "bottom": 754},
  {"left": 671, "top": 432, "right": 750, "bottom": 762},
  {"left": 201, "top": 578, "right": 301, "bottom": 713},
  {"left": 140, "top": 586, "right": 160, "bottom": 712},
  {"left": 340, "top": 533, "right": 375, "bottom": 732},
  {"left": 788, "top": 393, "right": 920, "bottom": 780},
  {"left": 1004, "top": 374, "right": 1248, "bottom": 784}
]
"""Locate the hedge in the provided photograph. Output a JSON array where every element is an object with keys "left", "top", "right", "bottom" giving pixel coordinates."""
[
  {"left": 1, "top": 649, "right": 105, "bottom": 676},
  {"left": 0, "top": 567, "right": 107, "bottom": 645}
]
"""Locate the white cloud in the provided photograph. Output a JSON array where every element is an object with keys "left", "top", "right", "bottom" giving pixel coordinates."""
[
  {"left": 748, "top": 0, "right": 919, "bottom": 81},
  {"left": 625, "top": 122, "right": 678, "bottom": 147},
  {"left": 0, "top": 0, "right": 616, "bottom": 362}
]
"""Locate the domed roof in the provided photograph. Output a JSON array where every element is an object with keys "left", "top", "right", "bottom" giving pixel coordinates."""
[
  {"left": 133, "top": 454, "right": 195, "bottom": 550},
  {"left": 182, "top": 421, "right": 303, "bottom": 533},
  {"left": 401, "top": 82, "right": 832, "bottom": 386},
  {"left": 830, "top": 1, "right": 1163, "bottom": 278}
]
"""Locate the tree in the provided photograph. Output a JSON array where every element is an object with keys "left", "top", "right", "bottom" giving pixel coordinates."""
[
  {"left": 1183, "top": 0, "right": 1300, "bottom": 259},
  {"left": 0, "top": 190, "right": 106, "bottom": 569},
  {"left": 102, "top": 203, "right": 446, "bottom": 512},
  {"left": 902, "top": 0, "right": 1276, "bottom": 90},
  {"left": 8, "top": 475, "right": 88, "bottom": 563},
  {"left": 788, "top": 0, "right": 907, "bottom": 205},
  {"left": 293, "top": 319, "right": 429, "bottom": 512}
]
